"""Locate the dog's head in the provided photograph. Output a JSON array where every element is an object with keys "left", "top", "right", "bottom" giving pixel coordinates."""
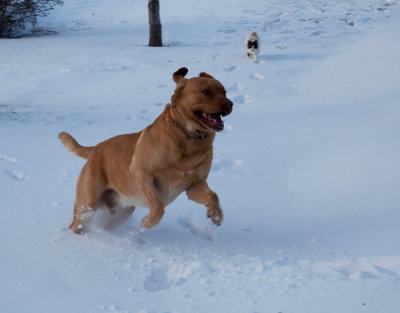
[{"left": 171, "top": 67, "right": 233, "bottom": 133}]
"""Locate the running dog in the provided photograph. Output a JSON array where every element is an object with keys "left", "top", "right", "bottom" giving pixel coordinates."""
[
  {"left": 245, "top": 32, "right": 260, "bottom": 62},
  {"left": 59, "top": 67, "right": 233, "bottom": 234}
]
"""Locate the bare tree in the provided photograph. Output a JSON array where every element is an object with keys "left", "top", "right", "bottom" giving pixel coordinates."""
[{"left": 148, "top": 0, "right": 162, "bottom": 46}]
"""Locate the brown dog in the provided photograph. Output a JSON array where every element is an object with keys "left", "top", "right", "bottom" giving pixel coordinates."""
[{"left": 59, "top": 67, "right": 233, "bottom": 234}]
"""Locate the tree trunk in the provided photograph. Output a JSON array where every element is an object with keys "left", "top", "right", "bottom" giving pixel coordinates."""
[{"left": 148, "top": 0, "right": 162, "bottom": 47}]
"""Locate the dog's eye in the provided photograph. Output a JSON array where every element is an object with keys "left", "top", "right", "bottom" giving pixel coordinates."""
[{"left": 201, "top": 90, "right": 211, "bottom": 95}]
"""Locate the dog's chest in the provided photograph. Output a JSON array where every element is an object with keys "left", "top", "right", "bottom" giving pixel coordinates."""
[
  {"left": 154, "top": 152, "right": 209, "bottom": 204},
  {"left": 156, "top": 161, "right": 201, "bottom": 189},
  {"left": 152, "top": 167, "right": 192, "bottom": 205}
]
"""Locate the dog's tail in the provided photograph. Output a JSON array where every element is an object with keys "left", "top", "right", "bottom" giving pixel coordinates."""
[{"left": 58, "top": 132, "right": 93, "bottom": 159}]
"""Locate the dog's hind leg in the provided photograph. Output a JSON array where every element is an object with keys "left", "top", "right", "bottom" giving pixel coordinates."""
[
  {"left": 100, "top": 188, "right": 119, "bottom": 215},
  {"left": 69, "top": 163, "right": 106, "bottom": 234},
  {"left": 106, "top": 206, "right": 136, "bottom": 230},
  {"left": 97, "top": 189, "right": 136, "bottom": 230}
]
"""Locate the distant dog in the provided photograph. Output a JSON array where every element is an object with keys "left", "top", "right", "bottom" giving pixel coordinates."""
[
  {"left": 59, "top": 68, "right": 233, "bottom": 234},
  {"left": 245, "top": 32, "right": 260, "bottom": 63}
]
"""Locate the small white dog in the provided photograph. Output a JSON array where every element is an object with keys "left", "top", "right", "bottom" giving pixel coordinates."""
[{"left": 245, "top": 32, "right": 260, "bottom": 63}]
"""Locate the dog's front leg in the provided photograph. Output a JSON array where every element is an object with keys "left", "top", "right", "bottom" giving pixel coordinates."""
[
  {"left": 135, "top": 170, "right": 165, "bottom": 228},
  {"left": 253, "top": 53, "right": 258, "bottom": 63},
  {"left": 186, "top": 181, "right": 223, "bottom": 226}
]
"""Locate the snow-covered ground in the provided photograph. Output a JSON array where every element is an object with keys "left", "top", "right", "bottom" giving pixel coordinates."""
[{"left": 1, "top": 1, "right": 400, "bottom": 312}]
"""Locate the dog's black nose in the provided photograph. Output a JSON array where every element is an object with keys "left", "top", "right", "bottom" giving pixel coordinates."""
[
  {"left": 225, "top": 98, "right": 233, "bottom": 109},
  {"left": 222, "top": 98, "right": 233, "bottom": 115}
]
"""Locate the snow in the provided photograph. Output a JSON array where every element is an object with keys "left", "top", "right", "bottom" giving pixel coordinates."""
[{"left": 1, "top": 0, "right": 400, "bottom": 312}]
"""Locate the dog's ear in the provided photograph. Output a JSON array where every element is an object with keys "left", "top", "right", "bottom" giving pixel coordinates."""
[
  {"left": 173, "top": 67, "right": 188, "bottom": 85},
  {"left": 199, "top": 72, "right": 214, "bottom": 79}
]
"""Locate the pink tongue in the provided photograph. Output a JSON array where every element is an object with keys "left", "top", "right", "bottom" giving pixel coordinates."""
[
  {"left": 205, "top": 113, "right": 223, "bottom": 130},
  {"left": 206, "top": 113, "right": 220, "bottom": 123}
]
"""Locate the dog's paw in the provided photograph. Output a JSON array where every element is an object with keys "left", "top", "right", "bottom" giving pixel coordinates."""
[
  {"left": 207, "top": 206, "right": 223, "bottom": 226},
  {"left": 141, "top": 213, "right": 163, "bottom": 229},
  {"left": 69, "top": 223, "right": 85, "bottom": 235},
  {"left": 141, "top": 217, "right": 154, "bottom": 229}
]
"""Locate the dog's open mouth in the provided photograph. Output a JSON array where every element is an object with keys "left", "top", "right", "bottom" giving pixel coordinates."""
[{"left": 195, "top": 111, "right": 228, "bottom": 132}]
